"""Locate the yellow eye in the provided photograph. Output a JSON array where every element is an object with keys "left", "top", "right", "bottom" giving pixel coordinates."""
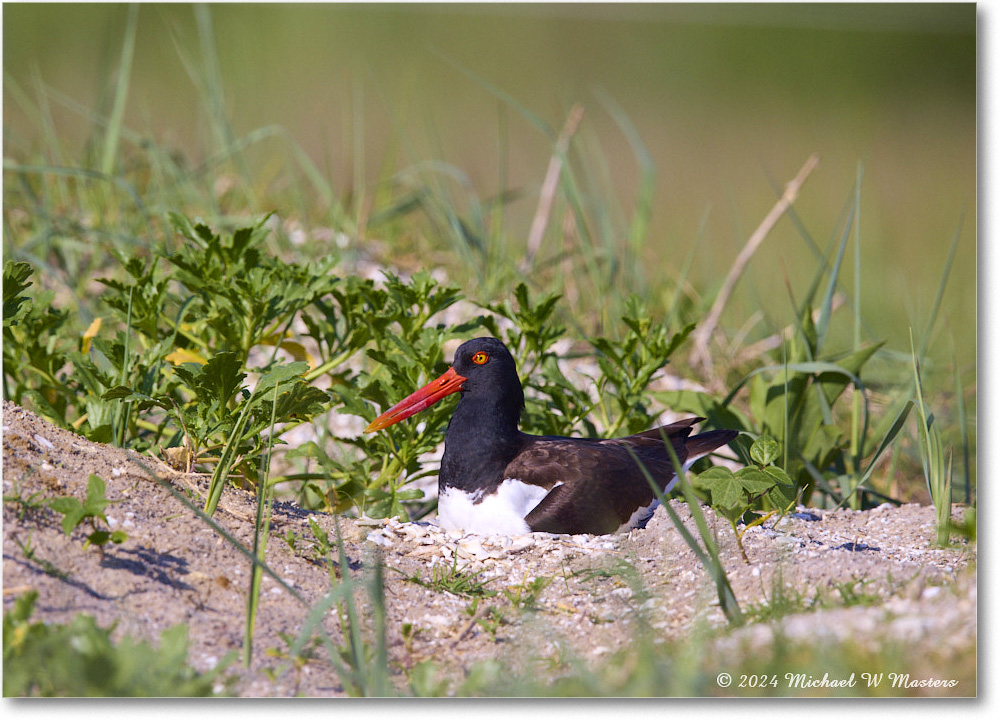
[{"left": 472, "top": 351, "right": 489, "bottom": 365}]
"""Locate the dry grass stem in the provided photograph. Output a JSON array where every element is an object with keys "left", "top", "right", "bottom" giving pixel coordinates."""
[
  {"left": 522, "top": 103, "right": 585, "bottom": 271},
  {"left": 692, "top": 153, "right": 821, "bottom": 374}
]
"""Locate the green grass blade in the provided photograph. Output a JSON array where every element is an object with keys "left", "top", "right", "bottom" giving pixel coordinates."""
[
  {"left": 244, "top": 381, "right": 281, "bottom": 667},
  {"left": 114, "top": 285, "right": 135, "bottom": 447},
  {"left": 204, "top": 399, "right": 254, "bottom": 517},
  {"left": 815, "top": 198, "right": 854, "bottom": 349},
  {"left": 593, "top": 86, "right": 655, "bottom": 291},
  {"left": 837, "top": 400, "right": 913, "bottom": 508},
  {"left": 952, "top": 340, "right": 971, "bottom": 503},
  {"left": 100, "top": 3, "right": 138, "bottom": 175},
  {"left": 909, "top": 328, "right": 951, "bottom": 545},
  {"left": 850, "top": 162, "right": 864, "bottom": 500},
  {"left": 432, "top": 50, "right": 555, "bottom": 140},
  {"left": 917, "top": 211, "right": 964, "bottom": 358}
]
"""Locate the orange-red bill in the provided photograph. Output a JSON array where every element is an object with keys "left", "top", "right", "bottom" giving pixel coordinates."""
[{"left": 365, "top": 366, "right": 468, "bottom": 433}]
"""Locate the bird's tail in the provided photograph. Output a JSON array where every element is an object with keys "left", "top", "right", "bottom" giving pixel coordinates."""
[{"left": 685, "top": 429, "right": 738, "bottom": 459}]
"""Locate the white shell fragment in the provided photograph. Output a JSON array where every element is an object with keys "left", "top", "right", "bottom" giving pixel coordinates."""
[{"left": 363, "top": 515, "right": 621, "bottom": 574}]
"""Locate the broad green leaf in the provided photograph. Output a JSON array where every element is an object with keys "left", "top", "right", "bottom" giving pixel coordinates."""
[
  {"left": 86, "top": 530, "right": 111, "bottom": 548},
  {"left": 733, "top": 468, "right": 775, "bottom": 495},
  {"left": 254, "top": 361, "right": 310, "bottom": 396},
  {"left": 762, "top": 465, "right": 795, "bottom": 487},
  {"left": 750, "top": 435, "right": 780, "bottom": 466},
  {"left": 3, "top": 261, "right": 34, "bottom": 325},
  {"left": 48, "top": 497, "right": 85, "bottom": 535},
  {"left": 766, "top": 479, "right": 799, "bottom": 510},
  {"left": 697, "top": 467, "right": 744, "bottom": 510},
  {"left": 200, "top": 352, "right": 246, "bottom": 408},
  {"left": 83, "top": 474, "right": 111, "bottom": 517}
]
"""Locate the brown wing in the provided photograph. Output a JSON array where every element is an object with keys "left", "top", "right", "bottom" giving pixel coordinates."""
[{"left": 513, "top": 418, "right": 736, "bottom": 535}]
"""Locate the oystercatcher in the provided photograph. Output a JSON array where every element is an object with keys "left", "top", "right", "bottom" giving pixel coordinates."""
[{"left": 366, "top": 337, "right": 737, "bottom": 535}]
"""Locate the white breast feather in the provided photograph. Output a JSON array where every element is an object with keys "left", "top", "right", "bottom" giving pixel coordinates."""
[{"left": 437, "top": 479, "right": 555, "bottom": 535}]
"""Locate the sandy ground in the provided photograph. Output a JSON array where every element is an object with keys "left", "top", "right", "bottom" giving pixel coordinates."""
[{"left": 2, "top": 400, "right": 976, "bottom": 696}]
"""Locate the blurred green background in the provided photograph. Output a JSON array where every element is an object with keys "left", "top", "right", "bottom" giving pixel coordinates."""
[{"left": 3, "top": 2, "right": 976, "bottom": 376}]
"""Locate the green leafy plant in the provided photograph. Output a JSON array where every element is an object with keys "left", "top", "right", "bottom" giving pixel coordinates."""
[
  {"left": 3, "top": 591, "right": 234, "bottom": 696},
  {"left": 663, "top": 260, "right": 911, "bottom": 512},
  {"left": 695, "top": 435, "right": 796, "bottom": 562},
  {"left": 46, "top": 474, "right": 128, "bottom": 551},
  {"left": 5, "top": 217, "right": 339, "bottom": 508},
  {"left": 96, "top": 215, "right": 337, "bottom": 511},
  {"left": 588, "top": 296, "right": 695, "bottom": 437},
  {"left": 2, "top": 261, "right": 82, "bottom": 431}
]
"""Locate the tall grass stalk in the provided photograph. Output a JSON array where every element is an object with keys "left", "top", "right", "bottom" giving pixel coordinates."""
[
  {"left": 114, "top": 285, "right": 136, "bottom": 448},
  {"left": 885, "top": 215, "right": 965, "bottom": 496},
  {"left": 691, "top": 153, "right": 820, "bottom": 372},
  {"left": 910, "top": 329, "right": 953, "bottom": 546},
  {"left": 593, "top": 86, "right": 655, "bottom": 299},
  {"left": 99, "top": 3, "right": 137, "bottom": 176},
  {"left": 952, "top": 341, "right": 971, "bottom": 504},
  {"left": 244, "top": 381, "right": 281, "bottom": 667},
  {"left": 849, "top": 163, "right": 864, "bottom": 508}
]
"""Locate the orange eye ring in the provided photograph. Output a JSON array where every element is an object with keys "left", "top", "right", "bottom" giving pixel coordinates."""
[{"left": 472, "top": 351, "right": 489, "bottom": 365}]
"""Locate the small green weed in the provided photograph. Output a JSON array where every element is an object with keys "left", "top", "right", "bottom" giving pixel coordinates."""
[
  {"left": 831, "top": 577, "right": 883, "bottom": 608},
  {"left": 744, "top": 569, "right": 885, "bottom": 624},
  {"left": 743, "top": 568, "right": 821, "bottom": 624},
  {"left": 281, "top": 520, "right": 338, "bottom": 571},
  {"left": 2, "top": 478, "right": 49, "bottom": 522},
  {"left": 695, "top": 434, "right": 796, "bottom": 562},
  {"left": 398, "top": 555, "right": 497, "bottom": 599},
  {"left": 502, "top": 575, "right": 552, "bottom": 610},
  {"left": 399, "top": 621, "right": 424, "bottom": 659},
  {"left": 263, "top": 631, "right": 324, "bottom": 693},
  {"left": 13, "top": 532, "right": 68, "bottom": 580},
  {"left": 46, "top": 474, "right": 128, "bottom": 552},
  {"left": 464, "top": 598, "right": 506, "bottom": 642}
]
